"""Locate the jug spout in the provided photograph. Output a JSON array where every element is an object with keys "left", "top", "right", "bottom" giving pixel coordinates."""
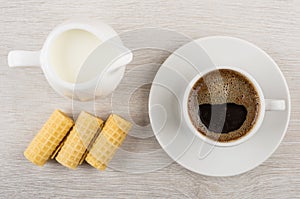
[
  {"left": 72, "top": 39, "right": 133, "bottom": 100},
  {"left": 106, "top": 48, "right": 133, "bottom": 74}
]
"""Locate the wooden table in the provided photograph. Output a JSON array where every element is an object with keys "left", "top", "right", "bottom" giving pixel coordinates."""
[{"left": 1, "top": 0, "right": 299, "bottom": 198}]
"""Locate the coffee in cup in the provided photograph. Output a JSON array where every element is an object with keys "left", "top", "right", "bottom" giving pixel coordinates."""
[{"left": 187, "top": 69, "right": 260, "bottom": 142}]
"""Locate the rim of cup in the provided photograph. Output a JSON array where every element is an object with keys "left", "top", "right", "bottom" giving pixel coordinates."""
[{"left": 182, "top": 66, "right": 265, "bottom": 147}]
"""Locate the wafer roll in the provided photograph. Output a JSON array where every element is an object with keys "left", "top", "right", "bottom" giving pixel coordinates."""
[
  {"left": 24, "top": 110, "right": 74, "bottom": 166},
  {"left": 86, "top": 114, "right": 132, "bottom": 171},
  {"left": 55, "top": 111, "right": 103, "bottom": 169}
]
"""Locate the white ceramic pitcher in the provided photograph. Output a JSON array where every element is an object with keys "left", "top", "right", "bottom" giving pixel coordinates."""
[{"left": 8, "top": 20, "right": 133, "bottom": 101}]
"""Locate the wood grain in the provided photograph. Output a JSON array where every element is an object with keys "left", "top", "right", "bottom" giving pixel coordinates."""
[{"left": 0, "top": 0, "right": 299, "bottom": 198}]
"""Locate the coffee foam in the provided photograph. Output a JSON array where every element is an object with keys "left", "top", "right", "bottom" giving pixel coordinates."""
[{"left": 188, "top": 69, "right": 260, "bottom": 142}]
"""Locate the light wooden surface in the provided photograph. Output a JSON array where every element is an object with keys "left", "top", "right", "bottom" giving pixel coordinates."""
[{"left": 1, "top": 0, "right": 300, "bottom": 198}]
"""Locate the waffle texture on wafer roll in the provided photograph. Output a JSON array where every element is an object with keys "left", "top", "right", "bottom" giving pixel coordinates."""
[
  {"left": 24, "top": 110, "right": 74, "bottom": 166},
  {"left": 56, "top": 111, "right": 103, "bottom": 169},
  {"left": 86, "top": 114, "right": 132, "bottom": 170}
]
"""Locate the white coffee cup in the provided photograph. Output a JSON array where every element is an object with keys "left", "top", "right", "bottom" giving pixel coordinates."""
[
  {"left": 8, "top": 20, "right": 133, "bottom": 101},
  {"left": 182, "top": 66, "right": 286, "bottom": 147}
]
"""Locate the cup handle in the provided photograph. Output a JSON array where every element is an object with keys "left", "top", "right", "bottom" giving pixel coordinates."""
[
  {"left": 265, "top": 99, "right": 286, "bottom": 111},
  {"left": 8, "top": 50, "right": 41, "bottom": 67}
]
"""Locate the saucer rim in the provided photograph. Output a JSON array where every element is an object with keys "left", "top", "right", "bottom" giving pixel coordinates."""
[{"left": 148, "top": 36, "right": 291, "bottom": 177}]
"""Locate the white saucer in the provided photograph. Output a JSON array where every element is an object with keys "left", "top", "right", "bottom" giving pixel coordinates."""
[{"left": 148, "top": 36, "right": 291, "bottom": 176}]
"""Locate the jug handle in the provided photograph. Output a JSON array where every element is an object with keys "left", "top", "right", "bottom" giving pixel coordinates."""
[{"left": 8, "top": 50, "right": 41, "bottom": 67}]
